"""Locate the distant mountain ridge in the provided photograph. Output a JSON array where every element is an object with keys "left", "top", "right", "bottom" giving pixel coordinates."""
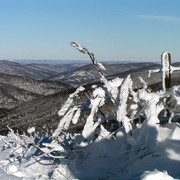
[
  {"left": 50, "top": 62, "right": 160, "bottom": 87},
  {"left": 0, "top": 82, "right": 43, "bottom": 109},
  {"left": 0, "top": 60, "right": 85, "bottom": 80},
  {"left": 0, "top": 72, "right": 74, "bottom": 110},
  {"left": 0, "top": 72, "right": 72, "bottom": 95}
]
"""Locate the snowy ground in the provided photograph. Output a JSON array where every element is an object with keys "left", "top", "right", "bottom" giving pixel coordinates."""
[{"left": 0, "top": 121, "right": 179, "bottom": 179}]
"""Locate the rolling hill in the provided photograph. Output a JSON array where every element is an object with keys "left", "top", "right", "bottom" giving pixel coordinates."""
[{"left": 0, "top": 60, "right": 180, "bottom": 135}]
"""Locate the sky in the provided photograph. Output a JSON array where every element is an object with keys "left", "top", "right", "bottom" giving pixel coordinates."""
[{"left": 0, "top": 0, "right": 180, "bottom": 62}]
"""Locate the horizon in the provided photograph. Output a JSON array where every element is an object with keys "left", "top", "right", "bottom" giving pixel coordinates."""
[
  {"left": 0, "top": 0, "right": 180, "bottom": 62},
  {"left": 0, "top": 58, "right": 168, "bottom": 65}
]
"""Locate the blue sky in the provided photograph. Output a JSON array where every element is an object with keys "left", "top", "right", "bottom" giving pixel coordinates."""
[{"left": 0, "top": 0, "right": 180, "bottom": 62}]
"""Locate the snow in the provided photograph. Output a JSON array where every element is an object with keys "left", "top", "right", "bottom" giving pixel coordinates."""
[
  {"left": 141, "top": 169, "right": 174, "bottom": 180},
  {"left": 96, "top": 61, "right": 106, "bottom": 71},
  {"left": 148, "top": 68, "right": 160, "bottom": 77},
  {"left": 1, "top": 124, "right": 180, "bottom": 179},
  {"left": 161, "top": 52, "right": 171, "bottom": 91},
  {"left": 53, "top": 86, "right": 85, "bottom": 138},
  {"left": 27, "top": 127, "right": 35, "bottom": 134},
  {"left": 82, "top": 87, "right": 105, "bottom": 140},
  {"left": 171, "top": 66, "right": 180, "bottom": 73},
  {"left": 117, "top": 75, "right": 133, "bottom": 134},
  {"left": 148, "top": 52, "right": 180, "bottom": 92}
]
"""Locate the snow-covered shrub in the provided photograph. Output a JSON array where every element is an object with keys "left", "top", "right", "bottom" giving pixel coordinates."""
[{"left": 1, "top": 73, "right": 180, "bottom": 179}]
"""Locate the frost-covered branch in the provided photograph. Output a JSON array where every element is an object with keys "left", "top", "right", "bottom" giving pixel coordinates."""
[
  {"left": 138, "top": 89, "right": 162, "bottom": 125},
  {"left": 52, "top": 86, "right": 85, "bottom": 138},
  {"left": 82, "top": 87, "right": 105, "bottom": 140},
  {"left": 117, "top": 75, "right": 133, "bottom": 134},
  {"left": 58, "top": 86, "right": 85, "bottom": 117},
  {"left": 170, "top": 66, "right": 180, "bottom": 73},
  {"left": 70, "top": 42, "right": 105, "bottom": 76},
  {"left": 148, "top": 69, "right": 160, "bottom": 77},
  {"left": 70, "top": 41, "right": 120, "bottom": 107}
]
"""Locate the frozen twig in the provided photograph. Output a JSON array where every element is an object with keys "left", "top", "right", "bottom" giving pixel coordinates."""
[
  {"left": 117, "top": 75, "right": 133, "bottom": 134},
  {"left": 139, "top": 77, "right": 148, "bottom": 89},
  {"left": 58, "top": 86, "right": 85, "bottom": 117},
  {"left": 52, "top": 86, "right": 85, "bottom": 138},
  {"left": 70, "top": 42, "right": 105, "bottom": 76},
  {"left": 148, "top": 69, "right": 160, "bottom": 77},
  {"left": 170, "top": 66, "right": 180, "bottom": 73},
  {"left": 82, "top": 87, "right": 105, "bottom": 140},
  {"left": 70, "top": 41, "right": 119, "bottom": 107}
]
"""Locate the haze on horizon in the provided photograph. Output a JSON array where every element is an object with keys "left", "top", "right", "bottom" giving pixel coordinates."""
[{"left": 0, "top": 0, "right": 180, "bottom": 62}]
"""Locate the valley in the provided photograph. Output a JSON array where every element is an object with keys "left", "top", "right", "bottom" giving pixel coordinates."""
[{"left": 0, "top": 59, "right": 180, "bottom": 135}]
